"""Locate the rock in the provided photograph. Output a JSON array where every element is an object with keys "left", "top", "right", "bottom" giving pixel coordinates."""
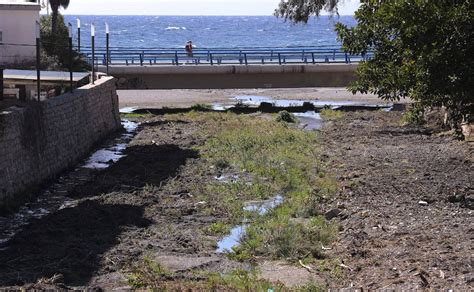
[
  {"left": 325, "top": 208, "right": 342, "bottom": 220},
  {"left": 448, "top": 194, "right": 465, "bottom": 203}
]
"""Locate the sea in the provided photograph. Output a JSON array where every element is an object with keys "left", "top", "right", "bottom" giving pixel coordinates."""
[{"left": 63, "top": 15, "right": 356, "bottom": 49}]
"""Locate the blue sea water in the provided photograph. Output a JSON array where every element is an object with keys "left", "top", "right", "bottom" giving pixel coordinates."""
[{"left": 64, "top": 15, "right": 356, "bottom": 49}]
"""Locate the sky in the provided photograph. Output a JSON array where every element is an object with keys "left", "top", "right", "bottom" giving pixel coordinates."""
[{"left": 39, "top": 0, "right": 360, "bottom": 16}]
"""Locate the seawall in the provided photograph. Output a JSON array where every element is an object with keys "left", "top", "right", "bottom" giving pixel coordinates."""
[
  {"left": 100, "top": 63, "right": 359, "bottom": 89},
  {"left": 0, "top": 77, "right": 121, "bottom": 210}
]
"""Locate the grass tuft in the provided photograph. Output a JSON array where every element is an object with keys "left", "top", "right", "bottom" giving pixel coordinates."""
[{"left": 320, "top": 109, "right": 343, "bottom": 120}]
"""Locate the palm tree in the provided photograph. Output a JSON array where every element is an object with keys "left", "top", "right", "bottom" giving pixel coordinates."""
[{"left": 50, "top": 0, "right": 70, "bottom": 33}]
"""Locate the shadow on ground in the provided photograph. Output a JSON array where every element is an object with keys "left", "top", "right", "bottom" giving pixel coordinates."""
[
  {"left": 0, "top": 200, "right": 151, "bottom": 286},
  {"left": 0, "top": 141, "right": 199, "bottom": 287},
  {"left": 70, "top": 144, "right": 199, "bottom": 198}
]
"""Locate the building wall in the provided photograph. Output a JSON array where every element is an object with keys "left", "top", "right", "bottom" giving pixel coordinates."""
[
  {"left": 0, "top": 77, "right": 121, "bottom": 206},
  {"left": 0, "top": 3, "right": 40, "bottom": 65}
]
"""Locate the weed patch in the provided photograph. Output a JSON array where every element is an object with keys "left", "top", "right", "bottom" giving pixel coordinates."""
[
  {"left": 320, "top": 109, "right": 343, "bottom": 120},
  {"left": 187, "top": 113, "right": 338, "bottom": 261}
]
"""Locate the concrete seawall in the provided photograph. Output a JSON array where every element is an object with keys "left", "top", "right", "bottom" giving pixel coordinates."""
[
  {"left": 0, "top": 77, "right": 121, "bottom": 209},
  {"left": 99, "top": 63, "right": 358, "bottom": 89}
]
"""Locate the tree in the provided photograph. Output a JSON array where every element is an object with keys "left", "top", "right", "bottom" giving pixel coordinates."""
[
  {"left": 275, "top": 0, "right": 473, "bottom": 122},
  {"left": 40, "top": 14, "right": 89, "bottom": 71},
  {"left": 335, "top": 1, "right": 473, "bottom": 121},
  {"left": 274, "top": 0, "right": 340, "bottom": 23},
  {"left": 49, "top": 0, "right": 70, "bottom": 33}
]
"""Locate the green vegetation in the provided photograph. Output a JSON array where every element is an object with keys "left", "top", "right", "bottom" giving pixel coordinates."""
[
  {"left": 335, "top": 1, "right": 473, "bottom": 123},
  {"left": 320, "top": 109, "right": 343, "bottom": 121},
  {"left": 400, "top": 104, "right": 426, "bottom": 126},
  {"left": 40, "top": 14, "right": 89, "bottom": 71},
  {"left": 129, "top": 261, "right": 285, "bottom": 290},
  {"left": 275, "top": 110, "right": 298, "bottom": 123},
  {"left": 129, "top": 112, "right": 338, "bottom": 289},
  {"left": 120, "top": 112, "right": 154, "bottom": 119},
  {"left": 274, "top": 0, "right": 339, "bottom": 23},
  {"left": 276, "top": 0, "right": 473, "bottom": 125},
  {"left": 191, "top": 113, "right": 338, "bottom": 261},
  {"left": 206, "top": 222, "right": 231, "bottom": 236},
  {"left": 49, "top": 0, "right": 70, "bottom": 33},
  {"left": 190, "top": 103, "right": 212, "bottom": 111}
]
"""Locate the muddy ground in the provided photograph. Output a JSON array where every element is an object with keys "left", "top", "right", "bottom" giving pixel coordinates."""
[
  {"left": 320, "top": 111, "right": 473, "bottom": 289},
  {"left": 0, "top": 109, "right": 472, "bottom": 290}
]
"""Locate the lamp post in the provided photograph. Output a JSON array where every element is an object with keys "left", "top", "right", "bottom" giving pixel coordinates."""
[
  {"left": 68, "top": 22, "right": 73, "bottom": 92},
  {"left": 36, "top": 20, "right": 41, "bottom": 101},
  {"left": 105, "top": 22, "right": 110, "bottom": 75},
  {"left": 91, "top": 23, "right": 95, "bottom": 84},
  {"left": 77, "top": 18, "right": 81, "bottom": 52}
]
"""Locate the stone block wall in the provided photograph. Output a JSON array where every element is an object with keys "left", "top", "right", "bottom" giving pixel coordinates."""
[{"left": 0, "top": 77, "right": 121, "bottom": 206}]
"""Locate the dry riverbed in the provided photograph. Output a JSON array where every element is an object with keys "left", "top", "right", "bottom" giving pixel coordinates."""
[{"left": 0, "top": 108, "right": 471, "bottom": 290}]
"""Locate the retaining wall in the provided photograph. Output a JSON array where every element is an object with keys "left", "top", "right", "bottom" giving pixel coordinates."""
[
  {"left": 0, "top": 77, "right": 121, "bottom": 207},
  {"left": 100, "top": 63, "right": 359, "bottom": 89}
]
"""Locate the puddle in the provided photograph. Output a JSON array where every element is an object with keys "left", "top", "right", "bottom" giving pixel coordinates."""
[
  {"left": 119, "top": 107, "right": 138, "bottom": 114},
  {"left": 243, "top": 195, "right": 284, "bottom": 216},
  {"left": 216, "top": 225, "right": 247, "bottom": 253},
  {"left": 216, "top": 194, "right": 284, "bottom": 253},
  {"left": 83, "top": 120, "right": 138, "bottom": 169},
  {"left": 233, "top": 95, "right": 371, "bottom": 108},
  {"left": 0, "top": 119, "right": 139, "bottom": 250},
  {"left": 215, "top": 174, "right": 240, "bottom": 183},
  {"left": 294, "top": 111, "right": 323, "bottom": 130}
]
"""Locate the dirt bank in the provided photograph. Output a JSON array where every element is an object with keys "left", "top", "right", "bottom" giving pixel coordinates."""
[{"left": 319, "top": 111, "right": 473, "bottom": 289}]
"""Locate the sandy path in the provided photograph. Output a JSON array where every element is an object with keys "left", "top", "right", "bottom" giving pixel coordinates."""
[{"left": 118, "top": 88, "right": 412, "bottom": 109}]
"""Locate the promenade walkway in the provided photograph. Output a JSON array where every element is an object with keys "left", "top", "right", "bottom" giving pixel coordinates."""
[{"left": 83, "top": 46, "right": 371, "bottom": 67}]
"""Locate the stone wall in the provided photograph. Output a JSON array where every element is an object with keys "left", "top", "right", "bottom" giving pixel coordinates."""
[{"left": 0, "top": 77, "right": 121, "bottom": 206}]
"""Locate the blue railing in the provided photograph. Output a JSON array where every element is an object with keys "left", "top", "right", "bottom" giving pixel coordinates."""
[{"left": 81, "top": 46, "right": 372, "bottom": 66}]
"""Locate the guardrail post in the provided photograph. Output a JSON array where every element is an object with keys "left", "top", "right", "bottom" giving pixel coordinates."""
[
  {"left": 311, "top": 52, "right": 315, "bottom": 64},
  {"left": 244, "top": 53, "right": 248, "bottom": 65},
  {"left": 210, "top": 53, "right": 214, "bottom": 65},
  {"left": 0, "top": 68, "right": 3, "bottom": 101},
  {"left": 278, "top": 53, "right": 281, "bottom": 65},
  {"left": 333, "top": 49, "right": 336, "bottom": 61},
  {"left": 140, "top": 53, "right": 144, "bottom": 66},
  {"left": 345, "top": 53, "right": 348, "bottom": 64},
  {"left": 175, "top": 51, "right": 179, "bottom": 66}
]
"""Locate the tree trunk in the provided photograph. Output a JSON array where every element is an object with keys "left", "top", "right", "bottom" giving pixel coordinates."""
[{"left": 51, "top": 6, "right": 59, "bottom": 34}]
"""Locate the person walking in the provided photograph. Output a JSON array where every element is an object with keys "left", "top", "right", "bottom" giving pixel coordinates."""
[{"left": 185, "top": 40, "right": 193, "bottom": 57}]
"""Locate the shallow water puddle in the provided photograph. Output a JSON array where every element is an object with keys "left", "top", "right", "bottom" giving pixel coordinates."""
[
  {"left": 83, "top": 120, "right": 138, "bottom": 169},
  {"left": 0, "top": 119, "right": 139, "bottom": 250},
  {"left": 243, "top": 195, "right": 284, "bottom": 216},
  {"left": 216, "top": 225, "right": 247, "bottom": 253},
  {"left": 233, "top": 95, "right": 374, "bottom": 108},
  {"left": 294, "top": 111, "right": 323, "bottom": 130},
  {"left": 214, "top": 174, "right": 240, "bottom": 183},
  {"left": 119, "top": 107, "right": 138, "bottom": 114},
  {"left": 216, "top": 195, "right": 284, "bottom": 253}
]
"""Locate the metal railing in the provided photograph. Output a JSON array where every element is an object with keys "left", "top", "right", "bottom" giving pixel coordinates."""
[{"left": 80, "top": 46, "right": 372, "bottom": 67}]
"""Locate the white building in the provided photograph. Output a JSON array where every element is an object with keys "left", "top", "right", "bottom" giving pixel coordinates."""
[{"left": 0, "top": 0, "right": 41, "bottom": 66}]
